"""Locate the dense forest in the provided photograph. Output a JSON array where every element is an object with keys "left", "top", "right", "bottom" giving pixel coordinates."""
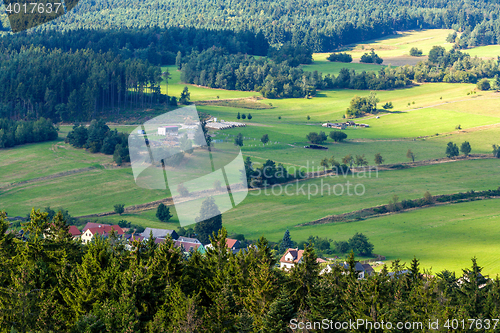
[
  {"left": 0, "top": 46, "right": 162, "bottom": 121},
  {"left": 0, "top": 27, "right": 272, "bottom": 122},
  {"left": 9, "top": 0, "right": 499, "bottom": 52},
  {"left": 0, "top": 28, "right": 269, "bottom": 64},
  {"left": 0, "top": 118, "right": 58, "bottom": 148},
  {"left": 180, "top": 46, "right": 500, "bottom": 97},
  {"left": 2, "top": 210, "right": 500, "bottom": 332}
]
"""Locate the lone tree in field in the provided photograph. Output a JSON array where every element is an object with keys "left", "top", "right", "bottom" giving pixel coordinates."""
[
  {"left": 355, "top": 154, "right": 368, "bottom": 167},
  {"left": 237, "top": 112, "right": 241, "bottom": 119},
  {"left": 156, "top": 203, "right": 172, "bottom": 222},
  {"left": 279, "top": 229, "right": 293, "bottom": 253},
  {"left": 493, "top": 144, "right": 500, "bottom": 158},
  {"left": 409, "top": 47, "right": 423, "bottom": 56},
  {"left": 329, "top": 131, "right": 348, "bottom": 142},
  {"left": 234, "top": 133, "right": 244, "bottom": 147},
  {"left": 374, "top": 153, "right": 384, "bottom": 165},
  {"left": 477, "top": 79, "right": 491, "bottom": 91},
  {"left": 213, "top": 180, "right": 222, "bottom": 191},
  {"left": 194, "top": 197, "right": 222, "bottom": 244},
  {"left": 406, "top": 149, "right": 415, "bottom": 162},
  {"left": 247, "top": 113, "right": 252, "bottom": 120},
  {"left": 306, "top": 131, "right": 327, "bottom": 144},
  {"left": 460, "top": 141, "right": 471, "bottom": 157},
  {"left": 348, "top": 233, "right": 374, "bottom": 256},
  {"left": 423, "top": 191, "right": 434, "bottom": 205},
  {"left": 320, "top": 158, "right": 329, "bottom": 172},
  {"left": 241, "top": 113, "right": 246, "bottom": 119},
  {"left": 382, "top": 102, "right": 393, "bottom": 110},
  {"left": 446, "top": 142, "right": 459, "bottom": 158},
  {"left": 261, "top": 134, "right": 269, "bottom": 144},
  {"left": 346, "top": 93, "right": 379, "bottom": 118},
  {"left": 342, "top": 154, "right": 354, "bottom": 167},
  {"left": 180, "top": 86, "right": 191, "bottom": 104},
  {"left": 114, "top": 204, "right": 125, "bottom": 215},
  {"left": 177, "top": 183, "right": 189, "bottom": 197},
  {"left": 175, "top": 51, "right": 182, "bottom": 70}
]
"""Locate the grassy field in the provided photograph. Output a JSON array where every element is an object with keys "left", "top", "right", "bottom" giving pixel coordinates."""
[
  {"left": 219, "top": 159, "right": 500, "bottom": 238},
  {"left": 2, "top": 29, "right": 500, "bottom": 273},
  {"left": 286, "top": 199, "right": 500, "bottom": 276},
  {"left": 0, "top": 140, "right": 112, "bottom": 187},
  {"left": 312, "top": 29, "right": 500, "bottom": 68},
  {"left": 313, "top": 29, "right": 455, "bottom": 65},
  {"left": 160, "top": 66, "right": 255, "bottom": 101}
]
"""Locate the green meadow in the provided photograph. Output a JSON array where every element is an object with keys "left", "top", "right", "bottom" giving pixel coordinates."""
[
  {"left": 285, "top": 199, "right": 500, "bottom": 276},
  {"left": 313, "top": 29, "right": 455, "bottom": 64},
  {"left": 2, "top": 29, "right": 500, "bottom": 273}
]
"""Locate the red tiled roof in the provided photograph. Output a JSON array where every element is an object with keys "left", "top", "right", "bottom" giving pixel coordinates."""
[
  {"left": 83, "top": 222, "right": 112, "bottom": 232},
  {"left": 68, "top": 226, "right": 81, "bottom": 237},
  {"left": 175, "top": 240, "right": 202, "bottom": 251},
  {"left": 86, "top": 225, "right": 124, "bottom": 236},
  {"left": 226, "top": 238, "right": 239, "bottom": 249},
  {"left": 280, "top": 248, "right": 305, "bottom": 263}
]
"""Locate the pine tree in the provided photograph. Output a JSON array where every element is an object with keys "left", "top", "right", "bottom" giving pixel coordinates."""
[
  {"left": 279, "top": 229, "right": 293, "bottom": 253},
  {"left": 460, "top": 141, "right": 471, "bottom": 157},
  {"left": 156, "top": 203, "right": 173, "bottom": 222},
  {"left": 176, "top": 51, "right": 182, "bottom": 70},
  {"left": 289, "top": 244, "right": 319, "bottom": 309},
  {"left": 261, "top": 289, "right": 295, "bottom": 333}
]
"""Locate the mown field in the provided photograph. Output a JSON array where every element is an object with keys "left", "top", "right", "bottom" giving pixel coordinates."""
[{"left": 312, "top": 29, "right": 500, "bottom": 67}]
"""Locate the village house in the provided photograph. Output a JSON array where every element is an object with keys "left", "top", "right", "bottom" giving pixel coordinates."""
[
  {"left": 320, "top": 261, "right": 374, "bottom": 279},
  {"left": 140, "top": 227, "right": 179, "bottom": 240},
  {"left": 81, "top": 223, "right": 124, "bottom": 244},
  {"left": 280, "top": 248, "right": 305, "bottom": 271}
]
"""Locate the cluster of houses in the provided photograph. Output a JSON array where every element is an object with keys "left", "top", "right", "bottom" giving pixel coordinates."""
[
  {"left": 322, "top": 121, "right": 369, "bottom": 129},
  {"left": 58, "top": 223, "right": 249, "bottom": 255},
  {"left": 9, "top": 217, "right": 380, "bottom": 279},
  {"left": 280, "top": 248, "right": 375, "bottom": 279}
]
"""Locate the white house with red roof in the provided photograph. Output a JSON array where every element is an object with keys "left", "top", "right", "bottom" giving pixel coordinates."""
[
  {"left": 81, "top": 223, "right": 124, "bottom": 244},
  {"left": 280, "top": 248, "right": 305, "bottom": 271}
]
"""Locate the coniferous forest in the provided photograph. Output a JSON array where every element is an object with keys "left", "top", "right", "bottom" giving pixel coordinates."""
[{"left": 1, "top": 210, "right": 500, "bottom": 332}]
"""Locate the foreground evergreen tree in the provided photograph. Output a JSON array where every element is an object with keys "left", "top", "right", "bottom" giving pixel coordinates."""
[{"left": 261, "top": 288, "right": 295, "bottom": 333}]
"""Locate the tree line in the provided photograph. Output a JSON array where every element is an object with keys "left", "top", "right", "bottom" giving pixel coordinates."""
[
  {"left": 0, "top": 117, "right": 58, "bottom": 148},
  {"left": 2, "top": 209, "right": 500, "bottom": 332},
  {"left": 0, "top": 46, "right": 162, "bottom": 122},
  {"left": 33, "top": 0, "right": 500, "bottom": 53},
  {"left": 0, "top": 27, "right": 270, "bottom": 65}
]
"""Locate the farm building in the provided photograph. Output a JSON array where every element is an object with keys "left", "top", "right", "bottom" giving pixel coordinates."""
[
  {"left": 322, "top": 122, "right": 346, "bottom": 129},
  {"left": 158, "top": 126, "right": 179, "bottom": 136},
  {"left": 321, "top": 122, "right": 369, "bottom": 129},
  {"left": 206, "top": 121, "right": 246, "bottom": 130}
]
